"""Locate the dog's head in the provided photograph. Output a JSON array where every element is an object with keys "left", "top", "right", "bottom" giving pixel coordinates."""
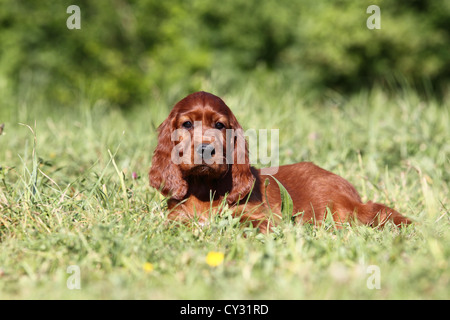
[{"left": 149, "top": 92, "right": 254, "bottom": 203}]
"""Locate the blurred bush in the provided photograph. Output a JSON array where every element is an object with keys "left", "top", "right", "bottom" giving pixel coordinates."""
[{"left": 0, "top": 0, "right": 448, "bottom": 108}]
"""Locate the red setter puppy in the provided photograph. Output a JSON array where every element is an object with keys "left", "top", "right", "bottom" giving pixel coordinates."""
[{"left": 149, "top": 91, "right": 410, "bottom": 232}]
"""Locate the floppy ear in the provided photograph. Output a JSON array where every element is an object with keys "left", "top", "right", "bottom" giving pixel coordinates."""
[
  {"left": 226, "top": 114, "right": 255, "bottom": 204},
  {"left": 149, "top": 116, "right": 188, "bottom": 200}
]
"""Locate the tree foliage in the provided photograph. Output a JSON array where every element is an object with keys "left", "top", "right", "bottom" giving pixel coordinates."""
[{"left": 0, "top": 0, "right": 448, "bottom": 107}]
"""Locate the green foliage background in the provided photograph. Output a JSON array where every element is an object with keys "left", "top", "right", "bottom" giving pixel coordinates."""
[{"left": 0, "top": 0, "right": 449, "bottom": 107}]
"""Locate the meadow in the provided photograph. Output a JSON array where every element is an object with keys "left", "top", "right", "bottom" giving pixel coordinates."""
[{"left": 0, "top": 78, "right": 448, "bottom": 299}]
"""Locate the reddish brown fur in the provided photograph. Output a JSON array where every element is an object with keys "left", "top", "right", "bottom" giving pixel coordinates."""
[{"left": 149, "top": 92, "right": 411, "bottom": 232}]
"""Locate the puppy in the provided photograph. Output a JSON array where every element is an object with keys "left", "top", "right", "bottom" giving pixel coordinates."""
[{"left": 149, "top": 91, "right": 411, "bottom": 232}]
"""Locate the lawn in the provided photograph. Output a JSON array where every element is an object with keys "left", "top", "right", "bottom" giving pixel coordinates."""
[{"left": 0, "top": 80, "right": 448, "bottom": 299}]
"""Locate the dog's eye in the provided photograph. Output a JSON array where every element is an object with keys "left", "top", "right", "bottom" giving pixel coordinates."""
[
  {"left": 215, "top": 122, "right": 225, "bottom": 130},
  {"left": 182, "top": 121, "right": 192, "bottom": 129}
]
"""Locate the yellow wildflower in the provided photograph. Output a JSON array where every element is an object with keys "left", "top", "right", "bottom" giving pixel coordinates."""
[
  {"left": 205, "top": 251, "right": 224, "bottom": 267},
  {"left": 143, "top": 262, "right": 154, "bottom": 273}
]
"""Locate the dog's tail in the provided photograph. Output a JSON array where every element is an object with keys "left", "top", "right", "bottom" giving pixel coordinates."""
[{"left": 357, "top": 201, "right": 411, "bottom": 227}]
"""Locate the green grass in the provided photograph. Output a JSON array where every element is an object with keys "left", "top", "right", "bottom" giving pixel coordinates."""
[{"left": 0, "top": 80, "right": 449, "bottom": 299}]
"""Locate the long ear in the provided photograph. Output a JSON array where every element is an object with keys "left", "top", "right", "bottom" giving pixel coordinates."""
[
  {"left": 227, "top": 115, "right": 255, "bottom": 204},
  {"left": 149, "top": 116, "right": 188, "bottom": 200}
]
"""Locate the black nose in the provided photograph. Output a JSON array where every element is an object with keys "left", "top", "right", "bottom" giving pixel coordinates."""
[{"left": 196, "top": 143, "right": 215, "bottom": 160}]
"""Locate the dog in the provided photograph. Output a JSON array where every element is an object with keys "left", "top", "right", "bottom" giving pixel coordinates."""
[{"left": 149, "top": 91, "right": 411, "bottom": 232}]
